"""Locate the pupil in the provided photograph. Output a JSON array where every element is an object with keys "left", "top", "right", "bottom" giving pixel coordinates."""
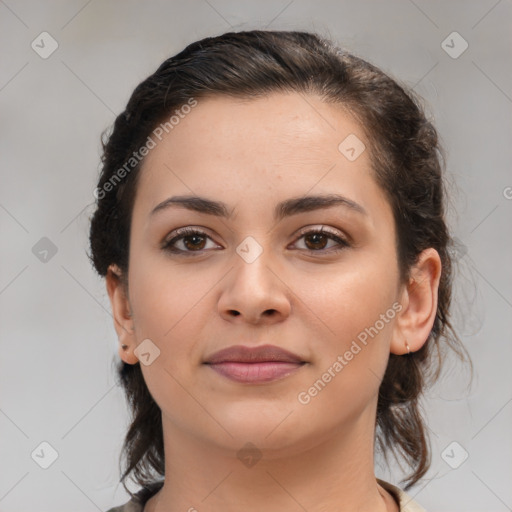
[
  {"left": 306, "top": 233, "right": 327, "bottom": 250},
  {"left": 185, "top": 235, "right": 205, "bottom": 250}
]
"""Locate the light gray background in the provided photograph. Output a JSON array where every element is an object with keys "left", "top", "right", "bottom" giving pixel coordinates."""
[{"left": 1, "top": 1, "right": 511, "bottom": 511}]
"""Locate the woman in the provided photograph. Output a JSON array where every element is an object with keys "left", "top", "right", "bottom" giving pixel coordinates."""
[{"left": 89, "top": 29, "right": 468, "bottom": 512}]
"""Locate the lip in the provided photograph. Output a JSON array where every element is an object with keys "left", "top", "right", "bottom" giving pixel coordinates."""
[
  {"left": 204, "top": 344, "right": 306, "bottom": 384},
  {"left": 205, "top": 344, "right": 304, "bottom": 364}
]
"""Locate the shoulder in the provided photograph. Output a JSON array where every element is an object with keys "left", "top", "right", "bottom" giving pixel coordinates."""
[
  {"left": 104, "top": 502, "right": 143, "bottom": 512},
  {"left": 377, "top": 479, "right": 427, "bottom": 512},
  {"left": 104, "top": 481, "right": 164, "bottom": 512}
]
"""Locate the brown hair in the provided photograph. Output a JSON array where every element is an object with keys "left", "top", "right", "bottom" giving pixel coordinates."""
[{"left": 88, "top": 29, "right": 470, "bottom": 496}]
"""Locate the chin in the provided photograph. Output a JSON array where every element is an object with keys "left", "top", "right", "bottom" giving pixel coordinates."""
[{"left": 207, "top": 404, "right": 311, "bottom": 450}]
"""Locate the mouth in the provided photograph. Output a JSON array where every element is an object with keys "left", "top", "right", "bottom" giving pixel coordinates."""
[{"left": 203, "top": 344, "right": 307, "bottom": 384}]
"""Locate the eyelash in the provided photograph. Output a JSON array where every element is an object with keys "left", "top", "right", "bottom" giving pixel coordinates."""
[{"left": 161, "top": 226, "right": 350, "bottom": 257}]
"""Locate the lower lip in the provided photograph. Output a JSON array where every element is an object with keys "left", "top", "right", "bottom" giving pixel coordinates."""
[{"left": 206, "top": 361, "right": 304, "bottom": 383}]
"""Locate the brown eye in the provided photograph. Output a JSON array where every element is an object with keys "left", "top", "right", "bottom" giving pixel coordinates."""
[
  {"left": 162, "top": 228, "right": 220, "bottom": 255},
  {"left": 182, "top": 234, "right": 207, "bottom": 251},
  {"left": 304, "top": 232, "right": 330, "bottom": 250},
  {"left": 293, "top": 227, "right": 349, "bottom": 254}
]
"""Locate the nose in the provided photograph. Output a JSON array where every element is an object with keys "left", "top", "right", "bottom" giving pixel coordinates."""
[{"left": 217, "top": 245, "right": 292, "bottom": 325}]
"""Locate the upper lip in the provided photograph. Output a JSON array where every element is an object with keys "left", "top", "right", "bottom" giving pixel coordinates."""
[{"left": 204, "top": 344, "right": 305, "bottom": 364}]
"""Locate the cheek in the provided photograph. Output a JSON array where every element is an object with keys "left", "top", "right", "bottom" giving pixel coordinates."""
[
  {"left": 128, "top": 256, "right": 212, "bottom": 415},
  {"left": 298, "top": 256, "right": 399, "bottom": 344},
  {"left": 127, "top": 248, "right": 221, "bottom": 377},
  {"left": 128, "top": 244, "right": 205, "bottom": 334},
  {"left": 293, "top": 254, "right": 400, "bottom": 402},
  {"left": 294, "top": 295, "right": 397, "bottom": 424}
]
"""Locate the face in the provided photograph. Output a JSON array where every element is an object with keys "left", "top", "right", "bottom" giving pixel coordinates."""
[{"left": 117, "top": 92, "right": 406, "bottom": 455}]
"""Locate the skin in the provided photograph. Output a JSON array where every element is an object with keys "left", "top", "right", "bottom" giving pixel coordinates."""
[{"left": 106, "top": 92, "right": 441, "bottom": 512}]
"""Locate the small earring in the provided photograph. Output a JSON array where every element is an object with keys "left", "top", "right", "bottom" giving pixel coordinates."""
[{"left": 405, "top": 339, "right": 411, "bottom": 354}]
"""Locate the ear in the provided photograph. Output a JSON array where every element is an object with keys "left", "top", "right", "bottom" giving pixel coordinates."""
[
  {"left": 391, "top": 248, "right": 442, "bottom": 355},
  {"left": 105, "top": 264, "right": 139, "bottom": 364}
]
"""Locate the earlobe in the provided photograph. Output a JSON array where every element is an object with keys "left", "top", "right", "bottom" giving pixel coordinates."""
[
  {"left": 105, "top": 264, "right": 139, "bottom": 365},
  {"left": 391, "top": 248, "right": 442, "bottom": 355},
  {"left": 118, "top": 341, "right": 139, "bottom": 365}
]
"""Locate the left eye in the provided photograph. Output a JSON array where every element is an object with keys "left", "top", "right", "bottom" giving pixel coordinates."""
[
  {"left": 162, "top": 227, "right": 349, "bottom": 255},
  {"left": 292, "top": 227, "right": 349, "bottom": 253}
]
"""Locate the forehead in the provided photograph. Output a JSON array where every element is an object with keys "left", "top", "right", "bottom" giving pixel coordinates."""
[
  {"left": 132, "top": 92, "right": 388, "bottom": 221},
  {"left": 147, "top": 92, "right": 365, "bottom": 165}
]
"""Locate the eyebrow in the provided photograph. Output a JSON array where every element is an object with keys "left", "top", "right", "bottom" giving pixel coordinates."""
[{"left": 150, "top": 193, "right": 367, "bottom": 221}]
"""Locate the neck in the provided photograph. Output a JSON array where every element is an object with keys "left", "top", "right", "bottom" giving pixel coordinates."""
[{"left": 145, "top": 403, "right": 395, "bottom": 512}]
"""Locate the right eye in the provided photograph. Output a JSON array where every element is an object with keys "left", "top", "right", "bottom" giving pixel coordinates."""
[{"left": 162, "top": 227, "right": 222, "bottom": 255}]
